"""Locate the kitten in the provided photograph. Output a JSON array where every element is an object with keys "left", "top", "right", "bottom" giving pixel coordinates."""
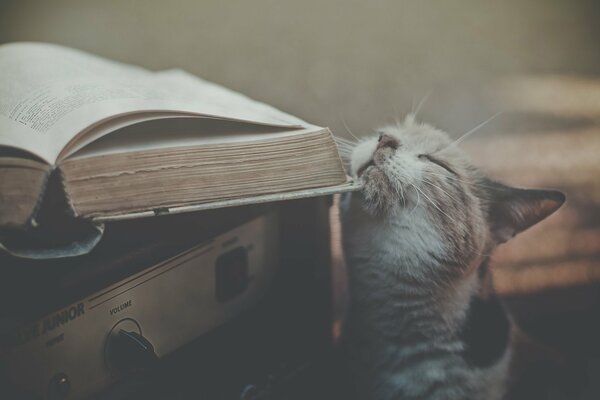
[{"left": 337, "top": 116, "right": 565, "bottom": 400}]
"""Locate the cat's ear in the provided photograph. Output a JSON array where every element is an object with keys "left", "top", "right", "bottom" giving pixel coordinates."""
[{"left": 484, "top": 180, "right": 565, "bottom": 243}]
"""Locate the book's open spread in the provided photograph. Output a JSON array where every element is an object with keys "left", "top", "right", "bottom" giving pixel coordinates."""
[{"left": 0, "top": 42, "right": 305, "bottom": 164}]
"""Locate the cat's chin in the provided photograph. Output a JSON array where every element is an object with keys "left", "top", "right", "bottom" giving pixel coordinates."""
[{"left": 360, "top": 166, "right": 400, "bottom": 215}]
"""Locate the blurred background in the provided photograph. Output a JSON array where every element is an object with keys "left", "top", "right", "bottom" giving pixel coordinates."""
[
  {"left": 1, "top": 0, "right": 599, "bottom": 134},
  {"left": 2, "top": 0, "right": 599, "bottom": 397}
]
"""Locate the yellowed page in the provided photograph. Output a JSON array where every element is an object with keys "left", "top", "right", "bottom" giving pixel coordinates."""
[
  {"left": 59, "top": 112, "right": 188, "bottom": 159},
  {"left": 0, "top": 42, "right": 307, "bottom": 164},
  {"left": 68, "top": 118, "right": 323, "bottom": 160}
]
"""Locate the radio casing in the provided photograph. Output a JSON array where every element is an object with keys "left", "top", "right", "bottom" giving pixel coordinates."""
[{"left": 3, "top": 212, "right": 279, "bottom": 400}]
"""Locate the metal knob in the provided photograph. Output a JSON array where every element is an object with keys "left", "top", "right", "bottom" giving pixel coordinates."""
[{"left": 107, "top": 329, "right": 158, "bottom": 373}]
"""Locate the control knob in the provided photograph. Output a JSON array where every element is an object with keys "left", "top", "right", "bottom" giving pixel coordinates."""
[{"left": 105, "top": 322, "right": 158, "bottom": 373}]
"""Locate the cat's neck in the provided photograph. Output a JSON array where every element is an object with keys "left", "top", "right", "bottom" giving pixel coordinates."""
[
  {"left": 345, "top": 254, "right": 479, "bottom": 341},
  {"left": 341, "top": 202, "right": 480, "bottom": 341}
]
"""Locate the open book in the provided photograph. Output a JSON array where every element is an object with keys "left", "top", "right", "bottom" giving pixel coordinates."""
[{"left": 0, "top": 43, "right": 352, "bottom": 228}]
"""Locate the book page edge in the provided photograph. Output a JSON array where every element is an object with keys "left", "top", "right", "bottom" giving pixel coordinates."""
[{"left": 91, "top": 179, "right": 361, "bottom": 223}]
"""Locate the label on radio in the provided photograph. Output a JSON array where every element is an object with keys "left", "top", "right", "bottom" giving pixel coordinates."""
[{"left": 109, "top": 300, "right": 132, "bottom": 316}]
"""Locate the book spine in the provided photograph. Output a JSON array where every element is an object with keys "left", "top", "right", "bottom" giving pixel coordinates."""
[
  {"left": 54, "top": 166, "right": 79, "bottom": 218},
  {"left": 27, "top": 169, "right": 53, "bottom": 228}
]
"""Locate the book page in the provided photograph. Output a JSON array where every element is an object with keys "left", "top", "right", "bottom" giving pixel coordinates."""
[
  {"left": 67, "top": 118, "right": 323, "bottom": 160},
  {"left": 59, "top": 112, "right": 190, "bottom": 160},
  {"left": 0, "top": 43, "right": 308, "bottom": 164}
]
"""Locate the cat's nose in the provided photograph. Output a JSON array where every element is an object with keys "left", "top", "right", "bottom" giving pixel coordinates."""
[{"left": 377, "top": 134, "right": 399, "bottom": 150}]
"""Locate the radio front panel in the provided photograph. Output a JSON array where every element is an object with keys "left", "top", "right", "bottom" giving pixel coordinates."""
[{"left": 3, "top": 211, "right": 279, "bottom": 400}]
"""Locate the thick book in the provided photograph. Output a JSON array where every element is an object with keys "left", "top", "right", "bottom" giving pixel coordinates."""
[{"left": 0, "top": 43, "right": 352, "bottom": 228}]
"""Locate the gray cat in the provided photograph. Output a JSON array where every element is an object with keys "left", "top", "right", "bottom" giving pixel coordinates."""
[{"left": 337, "top": 116, "right": 565, "bottom": 400}]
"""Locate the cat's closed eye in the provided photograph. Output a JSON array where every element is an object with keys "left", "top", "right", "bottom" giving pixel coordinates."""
[{"left": 418, "top": 154, "right": 457, "bottom": 175}]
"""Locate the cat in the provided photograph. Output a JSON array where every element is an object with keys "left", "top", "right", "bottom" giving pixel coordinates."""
[{"left": 336, "top": 115, "right": 565, "bottom": 400}]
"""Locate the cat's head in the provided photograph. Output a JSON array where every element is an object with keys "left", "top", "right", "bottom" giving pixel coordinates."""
[{"left": 344, "top": 115, "right": 565, "bottom": 265}]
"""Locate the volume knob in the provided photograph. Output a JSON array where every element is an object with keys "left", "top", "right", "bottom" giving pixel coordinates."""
[{"left": 106, "top": 327, "right": 158, "bottom": 373}]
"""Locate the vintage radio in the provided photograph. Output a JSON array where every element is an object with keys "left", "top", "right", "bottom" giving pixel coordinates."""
[{"left": 0, "top": 198, "right": 336, "bottom": 399}]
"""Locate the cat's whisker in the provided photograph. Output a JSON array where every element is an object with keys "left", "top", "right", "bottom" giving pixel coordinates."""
[
  {"left": 420, "top": 178, "right": 461, "bottom": 204},
  {"left": 340, "top": 118, "right": 361, "bottom": 142},
  {"left": 423, "top": 173, "right": 470, "bottom": 195},
  {"left": 396, "top": 174, "right": 490, "bottom": 257},
  {"left": 337, "top": 154, "right": 353, "bottom": 165},
  {"left": 336, "top": 148, "right": 353, "bottom": 154},
  {"left": 334, "top": 143, "right": 356, "bottom": 152},
  {"left": 409, "top": 180, "right": 494, "bottom": 258},
  {"left": 334, "top": 140, "right": 354, "bottom": 147},
  {"left": 335, "top": 144, "right": 355, "bottom": 152},
  {"left": 334, "top": 145, "right": 357, "bottom": 155},
  {"left": 394, "top": 117, "right": 403, "bottom": 131},
  {"left": 411, "top": 183, "right": 459, "bottom": 226},
  {"left": 425, "top": 171, "right": 503, "bottom": 191},
  {"left": 393, "top": 103, "right": 404, "bottom": 130},
  {"left": 336, "top": 152, "right": 354, "bottom": 162},
  {"left": 390, "top": 178, "right": 407, "bottom": 207},
  {"left": 413, "top": 91, "right": 432, "bottom": 121},
  {"left": 335, "top": 150, "right": 351, "bottom": 158},
  {"left": 398, "top": 183, "right": 406, "bottom": 207},
  {"left": 408, "top": 184, "right": 421, "bottom": 217},
  {"left": 334, "top": 140, "right": 356, "bottom": 147},
  {"left": 333, "top": 133, "right": 357, "bottom": 141},
  {"left": 333, "top": 136, "right": 358, "bottom": 147},
  {"left": 409, "top": 197, "right": 488, "bottom": 258},
  {"left": 408, "top": 188, "right": 491, "bottom": 259},
  {"left": 335, "top": 148, "right": 353, "bottom": 156},
  {"left": 333, "top": 134, "right": 357, "bottom": 142},
  {"left": 438, "top": 111, "right": 503, "bottom": 153}
]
